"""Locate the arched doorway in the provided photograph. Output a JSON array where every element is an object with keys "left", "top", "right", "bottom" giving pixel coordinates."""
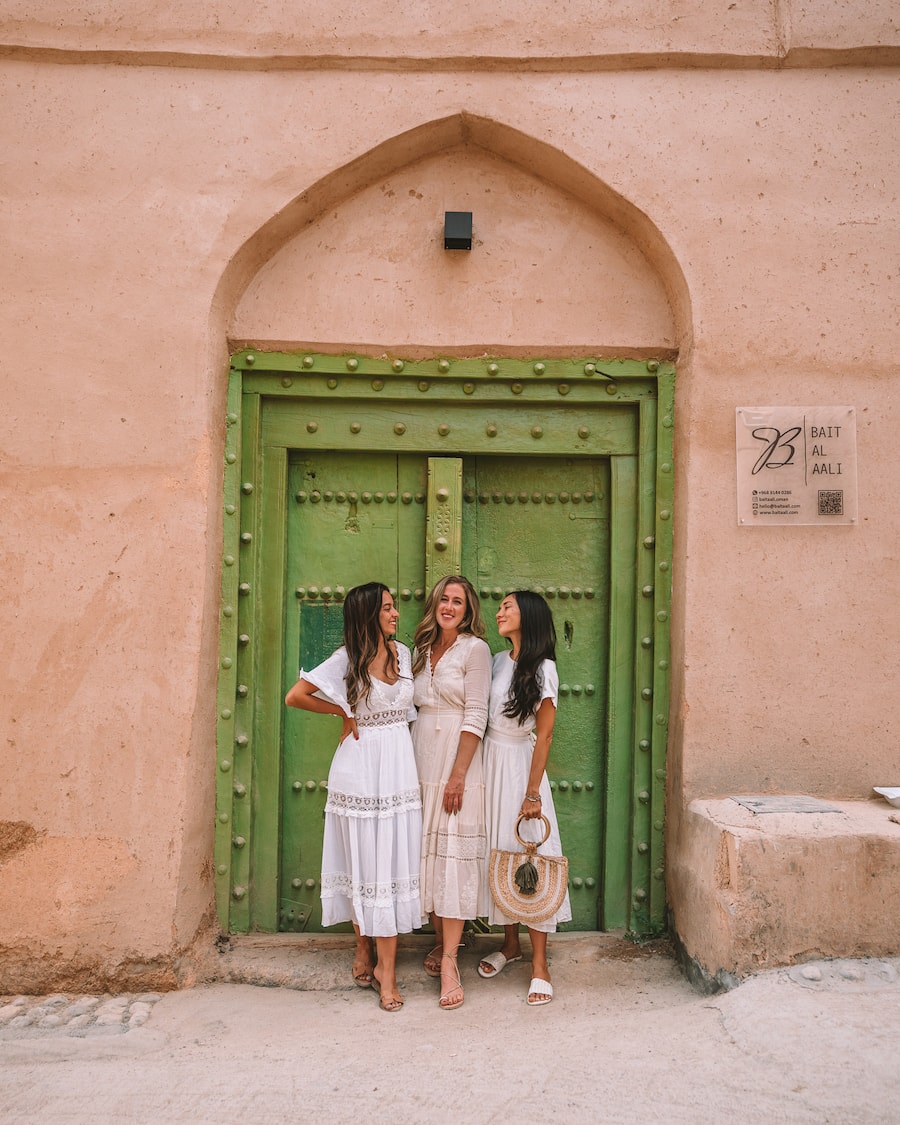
[{"left": 213, "top": 115, "right": 686, "bottom": 937}]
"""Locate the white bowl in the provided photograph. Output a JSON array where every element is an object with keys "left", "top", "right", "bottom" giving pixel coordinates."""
[{"left": 873, "top": 787, "right": 900, "bottom": 808}]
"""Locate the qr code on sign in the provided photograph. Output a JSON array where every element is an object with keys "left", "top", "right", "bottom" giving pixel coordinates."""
[{"left": 818, "top": 490, "right": 843, "bottom": 516}]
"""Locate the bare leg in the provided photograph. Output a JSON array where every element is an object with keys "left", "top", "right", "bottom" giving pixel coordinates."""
[
  {"left": 527, "top": 928, "right": 552, "bottom": 1003},
  {"left": 478, "top": 923, "right": 523, "bottom": 976},
  {"left": 437, "top": 916, "right": 466, "bottom": 1009},
  {"left": 351, "top": 924, "right": 375, "bottom": 986},
  {"left": 423, "top": 912, "right": 443, "bottom": 976},
  {"left": 372, "top": 936, "right": 403, "bottom": 1011}
]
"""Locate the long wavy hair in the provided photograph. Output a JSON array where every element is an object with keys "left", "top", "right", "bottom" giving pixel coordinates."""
[
  {"left": 411, "top": 575, "right": 486, "bottom": 676},
  {"left": 503, "top": 590, "right": 557, "bottom": 724},
  {"left": 342, "top": 582, "right": 398, "bottom": 711}
]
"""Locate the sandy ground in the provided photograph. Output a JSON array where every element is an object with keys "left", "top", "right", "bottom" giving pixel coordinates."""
[{"left": 1, "top": 939, "right": 897, "bottom": 1124}]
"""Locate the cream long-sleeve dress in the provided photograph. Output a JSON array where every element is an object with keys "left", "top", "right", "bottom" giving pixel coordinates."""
[
  {"left": 482, "top": 651, "right": 572, "bottom": 933},
  {"left": 299, "top": 642, "right": 424, "bottom": 937},
  {"left": 411, "top": 632, "right": 492, "bottom": 920}
]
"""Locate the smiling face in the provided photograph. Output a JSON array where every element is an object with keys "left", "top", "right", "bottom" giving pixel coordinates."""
[
  {"left": 496, "top": 594, "right": 521, "bottom": 641},
  {"left": 437, "top": 583, "right": 468, "bottom": 636},
  {"left": 379, "top": 590, "right": 399, "bottom": 638}
]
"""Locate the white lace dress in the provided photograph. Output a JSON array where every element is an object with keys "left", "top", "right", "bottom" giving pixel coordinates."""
[
  {"left": 411, "top": 633, "right": 492, "bottom": 920},
  {"left": 300, "top": 642, "right": 424, "bottom": 937},
  {"left": 482, "top": 651, "right": 572, "bottom": 933}
]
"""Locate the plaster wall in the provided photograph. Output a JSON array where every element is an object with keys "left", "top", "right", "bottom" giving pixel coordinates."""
[
  {"left": 2, "top": 0, "right": 897, "bottom": 57},
  {"left": 0, "top": 3, "right": 898, "bottom": 987}
]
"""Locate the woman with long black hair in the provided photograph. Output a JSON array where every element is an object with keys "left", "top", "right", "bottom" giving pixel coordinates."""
[
  {"left": 285, "top": 582, "right": 422, "bottom": 1012},
  {"left": 478, "top": 590, "right": 571, "bottom": 1006}
]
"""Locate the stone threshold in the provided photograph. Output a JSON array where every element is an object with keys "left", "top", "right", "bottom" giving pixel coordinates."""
[{"left": 206, "top": 929, "right": 673, "bottom": 992}]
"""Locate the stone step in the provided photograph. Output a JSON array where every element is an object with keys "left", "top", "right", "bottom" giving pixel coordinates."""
[{"left": 206, "top": 930, "right": 674, "bottom": 992}]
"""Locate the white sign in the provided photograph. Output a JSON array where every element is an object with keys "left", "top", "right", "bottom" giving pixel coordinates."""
[{"left": 736, "top": 406, "right": 858, "bottom": 526}]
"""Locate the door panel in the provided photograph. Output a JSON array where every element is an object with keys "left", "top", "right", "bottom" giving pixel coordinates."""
[
  {"left": 280, "top": 452, "right": 427, "bottom": 931},
  {"left": 462, "top": 456, "right": 610, "bottom": 930},
  {"left": 281, "top": 450, "right": 609, "bottom": 933}
]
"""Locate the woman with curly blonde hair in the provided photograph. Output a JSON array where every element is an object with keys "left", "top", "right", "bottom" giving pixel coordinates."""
[{"left": 411, "top": 575, "right": 492, "bottom": 1010}]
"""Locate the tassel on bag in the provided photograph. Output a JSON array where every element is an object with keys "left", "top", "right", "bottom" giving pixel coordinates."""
[{"left": 514, "top": 857, "right": 539, "bottom": 895}]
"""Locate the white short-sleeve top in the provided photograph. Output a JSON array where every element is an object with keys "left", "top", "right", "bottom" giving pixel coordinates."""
[
  {"left": 300, "top": 642, "right": 416, "bottom": 722},
  {"left": 487, "top": 651, "right": 559, "bottom": 738}
]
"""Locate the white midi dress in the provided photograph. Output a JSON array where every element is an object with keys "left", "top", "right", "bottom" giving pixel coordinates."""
[
  {"left": 300, "top": 643, "right": 424, "bottom": 937},
  {"left": 411, "top": 633, "right": 492, "bottom": 920},
  {"left": 482, "top": 651, "right": 572, "bottom": 933}
]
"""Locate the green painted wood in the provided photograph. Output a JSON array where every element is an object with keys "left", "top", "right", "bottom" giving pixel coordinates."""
[
  {"left": 395, "top": 454, "right": 430, "bottom": 651},
  {"left": 245, "top": 379, "right": 653, "bottom": 408},
  {"left": 230, "top": 391, "right": 262, "bottom": 930},
  {"left": 246, "top": 444, "right": 289, "bottom": 932},
  {"left": 217, "top": 353, "right": 675, "bottom": 936},
  {"left": 461, "top": 456, "right": 610, "bottom": 930},
  {"left": 235, "top": 350, "right": 663, "bottom": 386},
  {"left": 214, "top": 368, "right": 244, "bottom": 931},
  {"left": 630, "top": 396, "right": 659, "bottom": 934},
  {"left": 649, "top": 367, "right": 676, "bottom": 931},
  {"left": 425, "top": 458, "right": 463, "bottom": 586},
  {"left": 260, "top": 400, "right": 638, "bottom": 458},
  {"left": 279, "top": 452, "right": 427, "bottom": 931},
  {"left": 602, "top": 455, "right": 638, "bottom": 930}
]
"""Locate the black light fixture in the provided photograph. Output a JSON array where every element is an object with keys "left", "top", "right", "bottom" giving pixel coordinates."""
[{"left": 444, "top": 211, "right": 472, "bottom": 251}]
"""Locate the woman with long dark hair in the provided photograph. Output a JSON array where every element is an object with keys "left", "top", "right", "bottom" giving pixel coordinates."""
[
  {"left": 478, "top": 590, "right": 571, "bottom": 1006},
  {"left": 285, "top": 582, "right": 422, "bottom": 1012},
  {"left": 411, "top": 575, "right": 492, "bottom": 1010}
]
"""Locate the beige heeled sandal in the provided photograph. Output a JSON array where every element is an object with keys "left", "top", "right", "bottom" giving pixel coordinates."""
[{"left": 439, "top": 951, "right": 464, "bottom": 1011}]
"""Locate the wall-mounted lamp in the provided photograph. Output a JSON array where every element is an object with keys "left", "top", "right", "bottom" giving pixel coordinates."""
[{"left": 444, "top": 211, "right": 472, "bottom": 251}]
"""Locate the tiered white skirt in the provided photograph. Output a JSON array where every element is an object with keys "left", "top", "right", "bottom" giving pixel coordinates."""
[
  {"left": 321, "top": 714, "right": 424, "bottom": 937},
  {"left": 482, "top": 727, "right": 572, "bottom": 933}
]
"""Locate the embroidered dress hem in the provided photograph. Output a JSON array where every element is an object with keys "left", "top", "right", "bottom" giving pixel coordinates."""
[
  {"left": 326, "top": 786, "right": 422, "bottom": 819},
  {"left": 321, "top": 873, "right": 423, "bottom": 935},
  {"left": 418, "top": 774, "right": 489, "bottom": 919}
]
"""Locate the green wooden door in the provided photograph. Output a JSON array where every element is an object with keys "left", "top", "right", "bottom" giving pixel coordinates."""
[
  {"left": 217, "top": 352, "right": 673, "bottom": 937},
  {"left": 280, "top": 451, "right": 609, "bottom": 933}
]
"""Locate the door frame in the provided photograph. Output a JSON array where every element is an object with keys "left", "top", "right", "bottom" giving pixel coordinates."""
[{"left": 215, "top": 351, "right": 675, "bottom": 936}]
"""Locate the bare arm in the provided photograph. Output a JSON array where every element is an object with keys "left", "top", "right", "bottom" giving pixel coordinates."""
[
  {"left": 519, "top": 697, "right": 557, "bottom": 820},
  {"left": 285, "top": 678, "right": 359, "bottom": 742}
]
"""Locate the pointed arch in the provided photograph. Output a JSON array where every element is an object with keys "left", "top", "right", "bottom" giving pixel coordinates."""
[{"left": 212, "top": 113, "right": 692, "bottom": 354}]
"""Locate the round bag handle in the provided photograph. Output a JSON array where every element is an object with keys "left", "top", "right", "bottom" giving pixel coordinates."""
[{"left": 514, "top": 813, "right": 552, "bottom": 848}]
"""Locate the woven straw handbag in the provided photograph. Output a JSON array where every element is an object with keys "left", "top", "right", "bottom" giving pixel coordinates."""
[{"left": 488, "top": 814, "right": 569, "bottom": 925}]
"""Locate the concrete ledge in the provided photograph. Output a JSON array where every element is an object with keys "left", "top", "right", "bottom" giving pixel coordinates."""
[{"left": 670, "top": 798, "right": 900, "bottom": 983}]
